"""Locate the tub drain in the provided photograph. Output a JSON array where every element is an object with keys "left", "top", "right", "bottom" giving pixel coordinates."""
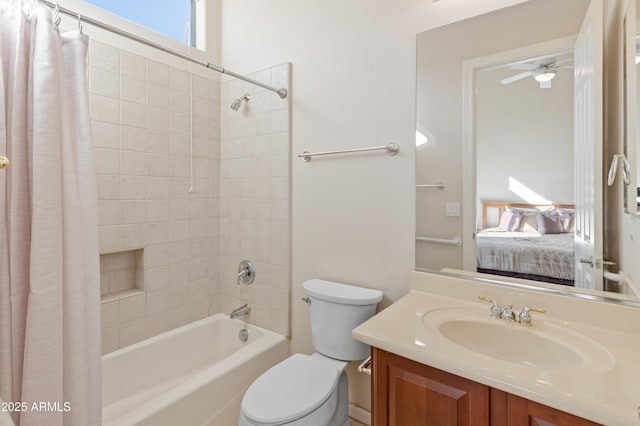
[{"left": 239, "top": 328, "right": 249, "bottom": 342}]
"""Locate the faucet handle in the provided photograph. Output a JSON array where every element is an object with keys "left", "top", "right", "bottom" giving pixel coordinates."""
[
  {"left": 478, "top": 296, "right": 502, "bottom": 319},
  {"left": 237, "top": 260, "right": 255, "bottom": 285},
  {"left": 518, "top": 306, "right": 546, "bottom": 325},
  {"left": 501, "top": 304, "right": 516, "bottom": 322}
]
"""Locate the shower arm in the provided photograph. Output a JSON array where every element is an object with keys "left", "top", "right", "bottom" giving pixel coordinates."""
[{"left": 39, "top": 0, "right": 288, "bottom": 99}]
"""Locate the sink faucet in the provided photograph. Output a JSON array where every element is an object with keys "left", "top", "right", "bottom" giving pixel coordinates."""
[
  {"left": 517, "top": 306, "right": 546, "bottom": 325},
  {"left": 479, "top": 296, "right": 545, "bottom": 325},
  {"left": 230, "top": 303, "right": 251, "bottom": 320}
]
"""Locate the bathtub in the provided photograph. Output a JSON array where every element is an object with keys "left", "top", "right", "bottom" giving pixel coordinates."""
[{"left": 102, "top": 313, "right": 289, "bottom": 426}]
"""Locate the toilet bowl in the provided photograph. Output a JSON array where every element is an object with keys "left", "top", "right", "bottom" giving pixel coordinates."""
[
  {"left": 239, "top": 279, "right": 383, "bottom": 426},
  {"left": 238, "top": 353, "right": 348, "bottom": 426}
]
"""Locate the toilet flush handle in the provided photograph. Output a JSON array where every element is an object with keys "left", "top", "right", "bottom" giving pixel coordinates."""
[
  {"left": 301, "top": 297, "right": 311, "bottom": 305},
  {"left": 357, "top": 356, "right": 372, "bottom": 376}
]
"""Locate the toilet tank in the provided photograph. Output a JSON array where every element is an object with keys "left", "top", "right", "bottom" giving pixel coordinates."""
[{"left": 303, "top": 279, "right": 383, "bottom": 361}]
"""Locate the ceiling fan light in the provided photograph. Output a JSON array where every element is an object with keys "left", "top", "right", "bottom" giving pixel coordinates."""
[{"left": 534, "top": 70, "right": 556, "bottom": 83}]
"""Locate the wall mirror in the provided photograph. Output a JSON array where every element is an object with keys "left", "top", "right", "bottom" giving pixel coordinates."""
[
  {"left": 416, "top": 0, "right": 640, "bottom": 303},
  {"left": 624, "top": 0, "right": 640, "bottom": 215}
]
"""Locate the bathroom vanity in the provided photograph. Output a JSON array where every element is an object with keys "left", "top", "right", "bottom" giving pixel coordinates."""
[
  {"left": 371, "top": 348, "right": 598, "bottom": 425},
  {"left": 352, "top": 271, "right": 640, "bottom": 425}
]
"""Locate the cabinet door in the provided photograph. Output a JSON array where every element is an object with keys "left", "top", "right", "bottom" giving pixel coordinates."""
[
  {"left": 507, "top": 394, "right": 602, "bottom": 426},
  {"left": 372, "top": 348, "right": 490, "bottom": 426}
]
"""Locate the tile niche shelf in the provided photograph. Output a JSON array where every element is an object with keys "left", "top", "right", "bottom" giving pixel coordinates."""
[{"left": 100, "top": 248, "right": 144, "bottom": 302}]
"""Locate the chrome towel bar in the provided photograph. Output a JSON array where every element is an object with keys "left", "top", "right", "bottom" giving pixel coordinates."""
[
  {"left": 416, "top": 236, "right": 462, "bottom": 246},
  {"left": 416, "top": 183, "right": 444, "bottom": 190},
  {"left": 298, "top": 143, "right": 399, "bottom": 162}
]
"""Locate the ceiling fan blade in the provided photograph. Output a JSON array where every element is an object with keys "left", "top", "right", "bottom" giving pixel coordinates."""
[
  {"left": 540, "top": 80, "right": 552, "bottom": 89},
  {"left": 509, "top": 63, "right": 539, "bottom": 70},
  {"left": 500, "top": 71, "right": 533, "bottom": 85},
  {"left": 552, "top": 58, "right": 573, "bottom": 66}
]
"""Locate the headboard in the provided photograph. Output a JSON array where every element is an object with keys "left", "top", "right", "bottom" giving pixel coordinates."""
[{"left": 481, "top": 201, "right": 575, "bottom": 230}]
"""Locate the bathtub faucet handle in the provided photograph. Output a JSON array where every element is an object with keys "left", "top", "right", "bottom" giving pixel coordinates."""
[{"left": 237, "top": 260, "right": 255, "bottom": 285}]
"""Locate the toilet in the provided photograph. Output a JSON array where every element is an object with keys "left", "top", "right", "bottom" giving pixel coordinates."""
[{"left": 238, "top": 279, "right": 383, "bottom": 426}]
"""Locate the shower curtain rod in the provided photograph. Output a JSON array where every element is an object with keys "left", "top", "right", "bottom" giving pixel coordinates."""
[{"left": 39, "top": 0, "right": 288, "bottom": 99}]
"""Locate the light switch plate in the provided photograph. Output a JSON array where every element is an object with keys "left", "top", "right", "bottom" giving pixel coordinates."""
[{"left": 446, "top": 202, "right": 460, "bottom": 217}]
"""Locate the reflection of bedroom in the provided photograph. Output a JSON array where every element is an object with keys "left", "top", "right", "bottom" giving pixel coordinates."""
[{"left": 475, "top": 52, "right": 575, "bottom": 285}]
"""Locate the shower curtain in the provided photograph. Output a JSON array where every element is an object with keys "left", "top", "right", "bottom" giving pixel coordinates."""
[{"left": 0, "top": 4, "right": 101, "bottom": 426}]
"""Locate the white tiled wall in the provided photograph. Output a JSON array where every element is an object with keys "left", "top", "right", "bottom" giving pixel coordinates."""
[
  {"left": 91, "top": 40, "right": 291, "bottom": 352},
  {"left": 219, "top": 63, "right": 292, "bottom": 337},
  {"left": 89, "top": 40, "right": 222, "bottom": 354}
]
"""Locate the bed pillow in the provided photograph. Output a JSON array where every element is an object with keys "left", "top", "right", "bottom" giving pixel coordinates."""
[
  {"left": 536, "top": 211, "right": 563, "bottom": 234},
  {"left": 519, "top": 212, "right": 538, "bottom": 232},
  {"left": 558, "top": 209, "right": 575, "bottom": 233},
  {"left": 510, "top": 208, "right": 540, "bottom": 232},
  {"left": 497, "top": 208, "right": 523, "bottom": 231}
]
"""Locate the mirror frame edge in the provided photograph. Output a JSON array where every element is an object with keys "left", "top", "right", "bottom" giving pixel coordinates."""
[{"left": 624, "top": 0, "right": 639, "bottom": 215}]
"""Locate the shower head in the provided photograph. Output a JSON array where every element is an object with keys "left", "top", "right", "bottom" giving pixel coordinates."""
[{"left": 230, "top": 93, "right": 250, "bottom": 111}]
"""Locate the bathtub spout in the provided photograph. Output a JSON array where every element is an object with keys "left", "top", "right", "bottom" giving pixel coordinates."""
[{"left": 230, "top": 303, "right": 251, "bottom": 320}]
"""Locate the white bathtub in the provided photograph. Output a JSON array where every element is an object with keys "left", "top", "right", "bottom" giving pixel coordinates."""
[{"left": 102, "top": 313, "right": 289, "bottom": 426}]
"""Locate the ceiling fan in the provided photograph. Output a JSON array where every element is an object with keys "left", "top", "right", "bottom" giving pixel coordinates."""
[{"left": 500, "top": 58, "right": 573, "bottom": 89}]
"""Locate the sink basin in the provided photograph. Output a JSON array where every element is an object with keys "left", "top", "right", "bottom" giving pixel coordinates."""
[
  {"left": 421, "top": 308, "right": 614, "bottom": 373},
  {"left": 439, "top": 319, "right": 581, "bottom": 369}
]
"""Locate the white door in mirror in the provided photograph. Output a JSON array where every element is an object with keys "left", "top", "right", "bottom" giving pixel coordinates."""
[{"left": 574, "top": 0, "right": 604, "bottom": 291}]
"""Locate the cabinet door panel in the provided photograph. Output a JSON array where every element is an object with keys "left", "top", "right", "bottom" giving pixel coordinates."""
[
  {"left": 373, "top": 348, "right": 489, "bottom": 426},
  {"left": 388, "top": 364, "right": 469, "bottom": 425},
  {"left": 507, "top": 394, "right": 602, "bottom": 426}
]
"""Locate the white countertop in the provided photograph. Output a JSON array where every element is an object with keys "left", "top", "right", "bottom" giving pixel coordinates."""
[{"left": 352, "top": 270, "right": 640, "bottom": 425}]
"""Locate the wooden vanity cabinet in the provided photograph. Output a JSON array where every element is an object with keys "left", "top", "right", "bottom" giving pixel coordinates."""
[
  {"left": 504, "top": 394, "right": 601, "bottom": 426},
  {"left": 371, "top": 348, "right": 601, "bottom": 426},
  {"left": 372, "top": 348, "right": 490, "bottom": 425}
]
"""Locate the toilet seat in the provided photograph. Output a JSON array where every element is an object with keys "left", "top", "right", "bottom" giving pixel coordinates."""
[{"left": 240, "top": 353, "right": 341, "bottom": 425}]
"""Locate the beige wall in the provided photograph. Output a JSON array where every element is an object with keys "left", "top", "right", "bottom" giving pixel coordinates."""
[
  {"left": 220, "top": 0, "right": 527, "bottom": 413},
  {"left": 604, "top": 0, "right": 625, "bottom": 287},
  {"left": 609, "top": 0, "right": 640, "bottom": 293}
]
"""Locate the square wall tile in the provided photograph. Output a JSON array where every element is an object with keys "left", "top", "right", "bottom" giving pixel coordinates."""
[{"left": 90, "top": 42, "right": 252, "bottom": 352}]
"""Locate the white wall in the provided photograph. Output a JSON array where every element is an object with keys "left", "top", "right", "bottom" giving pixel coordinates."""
[
  {"left": 220, "top": 0, "right": 527, "bottom": 412},
  {"left": 476, "top": 65, "right": 574, "bottom": 212}
]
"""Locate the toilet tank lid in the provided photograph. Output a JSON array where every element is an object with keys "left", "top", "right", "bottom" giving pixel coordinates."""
[{"left": 303, "top": 279, "right": 383, "bottom": 305}]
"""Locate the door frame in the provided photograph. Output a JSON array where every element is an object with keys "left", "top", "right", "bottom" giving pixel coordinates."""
[{"left": 461, "top": 35, "right": 579, "bottom": 271}]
